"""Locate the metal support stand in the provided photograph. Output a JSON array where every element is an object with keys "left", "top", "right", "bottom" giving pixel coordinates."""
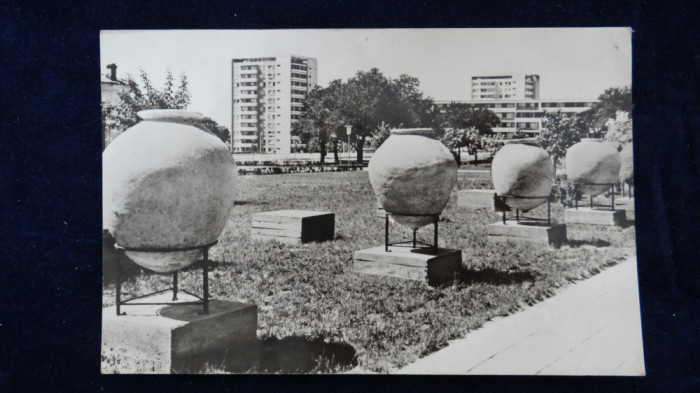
[
  {"left": 495, "top": 194, "right": 552, "bottom": 226},
  {"left": 114, "top": 241, "right": 217, "bottom": 316},
  {"left": 384, "top": 213, "right": 439, "bottom": 254},
  {"left": 572, "top": 182, "right": 617, "bottom": 211}
]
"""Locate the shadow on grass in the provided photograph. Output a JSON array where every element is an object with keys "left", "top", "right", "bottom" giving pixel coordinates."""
[
  {"left": 567, "top": 238, "right": 612, "bottom": 248},
  {"left": 178, "top": 336, "right": 358, "bottom": 374},
  {"left": 234, "top": 200, "right": 268, "bottom": 206},
  {"left": 455, "top": 267, "right": 535, "bottom": 286},
  {"left": 621, "top": 218, "right": 635, "bottom": 228}
]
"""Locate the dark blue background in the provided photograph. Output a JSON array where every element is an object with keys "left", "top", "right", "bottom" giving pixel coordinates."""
[{"left": 1, "top": 1, "right": 698, "bottom": 392}]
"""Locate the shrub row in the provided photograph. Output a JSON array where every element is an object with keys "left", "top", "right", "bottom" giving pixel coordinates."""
[{"left": 238, "top": 165, "right": 363, "bottom": 176}]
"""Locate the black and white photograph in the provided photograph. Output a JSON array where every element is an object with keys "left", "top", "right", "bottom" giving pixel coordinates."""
[{"left": 99, "top": 28, "right": 642, "bottom": 375}]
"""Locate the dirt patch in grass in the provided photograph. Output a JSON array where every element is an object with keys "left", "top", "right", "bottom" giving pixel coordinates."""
[{"left": 103, "top": 171, "right": 636, "bottom": 373}]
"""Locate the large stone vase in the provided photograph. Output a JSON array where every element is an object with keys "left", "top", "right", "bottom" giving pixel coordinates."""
[
  {"left": 368, "top": 128, "right": 457, "bottom": 230},
  {"left": 565, "top": 138, "right": 621, "bottom": 196},
  {"left": 491, "top": 143, "right": 553, "bottom": 212},
  {"left": 103, "top": 109, "right": 238, "bottom": 273},
  {"left": 619, "top": 142, "right": 634, "bottom": 185}
]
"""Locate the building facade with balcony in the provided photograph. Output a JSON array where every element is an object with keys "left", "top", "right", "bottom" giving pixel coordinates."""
[
  {"left": 471, "top": 74, "right": 540, "bottom": 101},
  {"left": 434, "top": 99, "right": 596, "bottom": 138},
  {"left": 231, "top": 55, "right": 317, "bottom": 154}
]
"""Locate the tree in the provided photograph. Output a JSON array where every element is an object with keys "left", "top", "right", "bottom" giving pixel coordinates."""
[
  {"left": 295, "top": 69, "right": 435, "bottom": 163},
  {"left": 102, "top": 69, "right": 231, "bottom": 150},
  {"left": 536, "top": 110, "right": 587, "bottom": 173},
  {"left": 291, "top": 81, "right": 345, "bottom": 165},
  {"left": 194, "top": 117, "right": 231, "bottom": 148},
  {"left": 581, "top": 86, "right": 632, "bottom": 133},
  {"left": 102, "top": 69, "right": 190, "bottom": 147},
  {"left": 338, "top": 69, "right": 435, "bottom": 163},
  {"left": 438, "top": 104, "right": 500, "bottom": 165},
  {"left": 603, "top": 110, "right": 632, "bottom": 150}
]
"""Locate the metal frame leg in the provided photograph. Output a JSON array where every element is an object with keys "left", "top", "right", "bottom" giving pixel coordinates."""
[
  {"left": 590, "top": 195, "right": 593, "bottom": 209},
  {"left": 574, "top": 184, "right": 579, "bottom": 210},
  {"left": 433, "top": 216, "right": 438, "bottom": 252},
  {"left": 412, "top": 230, "right": 417, "bottom": 248},
  {"left": 172, "top": 271, "right": 178, "bottom": 301},
  {"left": 611, "top": 186, "right": 615, "bottom": 211},
  {"left": 547, "top": 199, "right": 551, "bottom": 226},
  {"left": 385, "top": 214, "right": 390, "bottom": 252},
  {"left": 202, "top": 247, "right": 210, "bottom": 314},
  {"left": 116, "top": 250, "right": 123, "bottom": 316},
  {"left": 515, "top": 209, "right": 519, "bottom": 222}
]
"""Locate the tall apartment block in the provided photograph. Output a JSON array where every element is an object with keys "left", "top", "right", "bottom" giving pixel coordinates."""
[
  {"left": 231, "top": 55, "right": 318, "bottom": 154},
  {"left": 471, "top": 74, "right": 540, "bottom": 101}
]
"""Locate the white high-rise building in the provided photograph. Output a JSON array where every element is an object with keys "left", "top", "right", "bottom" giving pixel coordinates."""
[
  {"left": 471, "top": 74, "right": 540, "bottom": 101},
  {"left": 231, "top": 55, "right": 317, "bottom": 154}
]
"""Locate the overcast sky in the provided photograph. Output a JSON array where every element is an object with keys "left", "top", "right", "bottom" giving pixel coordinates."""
[{"left": 101, "top": 28, "right": 631, "bottom": 127}]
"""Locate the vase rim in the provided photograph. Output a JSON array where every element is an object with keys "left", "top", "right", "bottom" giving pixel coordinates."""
[
  {"left": 137, "top": 109, "right": 205, "bottom": 122},
  {"left": 390, "top": 128, "right": 434, "bottom": 136}
]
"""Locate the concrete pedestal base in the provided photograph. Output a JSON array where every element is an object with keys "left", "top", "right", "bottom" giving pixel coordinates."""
[
  {"left": 487, "top": 221, "right": 567, "bottom": 246},
  {"left": 565, "top": 207, "right": 626, "bottom": 226},
  {"left": 353, "top": 246, "right": 462, "bottom": 286},
  {"left": 457, "top": 189, "right": 495, "bottom": 209},
  {"left": 102, "top": 293, "right": 258, "bottom": 374},
  {"left": 252, "top": 210, "right": 334, "bottom": 245}
]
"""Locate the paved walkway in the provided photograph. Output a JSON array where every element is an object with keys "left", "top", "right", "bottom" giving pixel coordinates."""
[{"left": 396, "top": 257, "right": 645, "bottom": 375}]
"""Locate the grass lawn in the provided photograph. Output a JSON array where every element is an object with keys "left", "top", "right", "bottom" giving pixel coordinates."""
[{"left": 103, "top": 170, "right": 636, "bottom": 373}]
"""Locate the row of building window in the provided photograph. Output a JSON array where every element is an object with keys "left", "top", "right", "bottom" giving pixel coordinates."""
[
  {"left": 497, "top": 122, "right": 540, "bottom": 129},
  {"left": 291, "top": 73, "right": 307, "bottom": 79},
  {"left": 541, "top": 102, "right": 592, "bottom": 108},
  {"left": 291, "top": 81, "right": 307, "bottom": 87},
  {"left": 515, "top": 112, "right": 545, "bottom": 118}
]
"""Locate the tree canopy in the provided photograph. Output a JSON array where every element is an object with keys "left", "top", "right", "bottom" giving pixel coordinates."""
[
  {"left": 102, "top": 69, "right": 230, "bottom": 149},
  {"left": 536, "top": 110, "right": 587, "bottom": 168},
  {"left": 438, "top": 104, "right": 500, "bottom": 165},
  {"left": 603, "top": 110, "right": 632, "bottom": 150},
  {"left": 291, "top": 81, "right": 345, "bottom": 164},
  {"left": 581, "top": 86, "right": 632, "bottom": 132},
  {"left": 294, "top": 68, "right": 435, "bottom": 163}
]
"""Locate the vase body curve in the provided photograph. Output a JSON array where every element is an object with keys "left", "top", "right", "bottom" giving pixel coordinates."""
[
  {"left": 619, "top": 142, "right": 634, "bottom": 185},
  {"left": 565, "top": 138, "right": 621, "bottom": 196},
  {"left": 491, "top": 143, "right": 553, "bottom": 211},
  {"left": 103, "top": 110, "right": 237, "bottom": 273},
  {"left": 368, "top": 128, "right": 457, "bottom": 230}
]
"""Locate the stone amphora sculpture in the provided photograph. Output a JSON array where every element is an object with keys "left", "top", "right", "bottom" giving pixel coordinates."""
[
  {"left": 103, "top": 109, "right": 237, "bottom": 273},
  {"left": 565, "top": 138, "right": 621, "bottom": 196},
  {"left": 619, "top": 142, "right": 634, "bottom": 186},
  {"left": 368, "top": 128, "right": 457, "bottom": 230},
  {"left": 491, "top": 143, "right": 553, "bottom": 212}
]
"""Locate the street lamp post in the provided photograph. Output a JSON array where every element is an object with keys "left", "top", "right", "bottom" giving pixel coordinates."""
[{"left": 345, "top": 125, "right": 353, "bottom": 163}]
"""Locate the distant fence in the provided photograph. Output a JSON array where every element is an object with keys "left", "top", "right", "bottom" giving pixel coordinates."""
[{"left": 237, "top": 163, "right": 365, "bottom": 176}]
